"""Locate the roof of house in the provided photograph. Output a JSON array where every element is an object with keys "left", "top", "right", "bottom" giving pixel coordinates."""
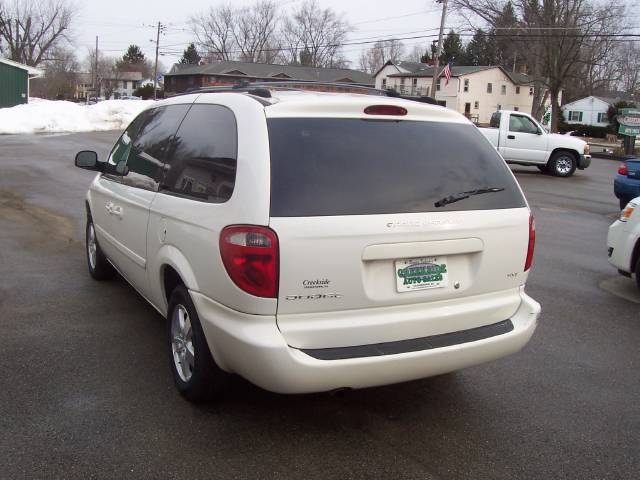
[
  {"left": 0, "top": 57, "right": 42, "bottom": 76},
  {"left": 165, "top": 60, "right": 373, "bottom": 86},
  {"left": 387, "top": 65, "right": 533, "bottom": 85},
  {"left": 563, "top": 94, "right": 635, "bottom": 108},
  {"left": 102, "top": 71, "right": 143, "bottom": 81}
]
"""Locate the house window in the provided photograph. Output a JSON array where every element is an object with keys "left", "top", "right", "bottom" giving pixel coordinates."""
[
  {"left": 516, "top": 86, "right": 520, "bottom": 94},
  {"left": 497, "top": 104, "right": 502, "bottom": 110},
  {"left": 436, "top": 78, "right": 441, "bottom": 91},
  {"left": 474, "top": 101, "right": 479, "bottom": 109},
  {"left": 514, "top": 106, "right": 519, "bottom": 111},
  {"left": 382, "top": 78, "right": 387, "bottom": 88},
  {"left": 400, "top": 78, "right": 405, "bottom": 85},
  {"left": 597, "top": 112, "right": 607, "bottom": 123},
  {"left": 501, "top": 85, "right": 507, "bottom": 95},
  {"left": 464, "top": 79, "right": 469, "bottom": 92},
  {"left": 529, "top": 87, "right": 534, "bottom": 96},
  {"left": 569, "top": 111, "right": 583, "bottom": 122},
  {"left": 412, "top": 78, "right": 417, "bottom": 87},
  {"left": 487, "top": 83, "right": 492, "bottom": 93}
]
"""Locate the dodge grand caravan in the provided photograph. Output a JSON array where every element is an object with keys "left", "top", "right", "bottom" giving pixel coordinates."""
[{"left": 75, "top": 86, "right": 540, "bottom": 401}]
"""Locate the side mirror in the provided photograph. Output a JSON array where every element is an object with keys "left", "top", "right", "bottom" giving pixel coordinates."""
[{"left": 75, "top": 151, "right": 103, "bottom": 171}]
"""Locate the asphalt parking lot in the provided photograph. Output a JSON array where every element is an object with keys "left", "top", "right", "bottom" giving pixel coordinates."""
[{"left": 1, "top": 131, "right": 638, "bottom": 479}]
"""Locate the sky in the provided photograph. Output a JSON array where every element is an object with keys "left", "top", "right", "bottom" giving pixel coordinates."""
[{"left": 72, "top": 0, "right": 450, "bottom": 73}]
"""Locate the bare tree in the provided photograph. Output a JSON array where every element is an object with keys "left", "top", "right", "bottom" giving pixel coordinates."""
[
  {"left": 189, "top": 1, "right": 280, "bottom": 64},
  {"left": 233, "top": 0, "right": 280, "bottom": 63},
  {"left": 0, "top": 0, "right": 74, "bottom": 67},
  {"left": 190, "top": 4, "right": 235, "bottom": 61},
  {"left": 449, "top": 0, "right": 625, "bottom": 131},
  {"left": 405, "top": 44, "right": 428, "bottom": 63},
  {"left": 83, "top": 48, "right": 116, "bottom": 98},
  {"left": 616, "top": 41, "right": 640, "bottom": 95},
  {"left": 358, "top": 39, "right": 405, "bottom": 74},
  {"left": 30, "top": 45, "right": 77, "bottom": 98},
  {"left": 280, "top": 0, "right": 350, "bottom": 67}
]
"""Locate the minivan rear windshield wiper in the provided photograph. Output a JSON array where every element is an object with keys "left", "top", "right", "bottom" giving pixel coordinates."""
[{"left": 434, "top": 187, "right": 505, "bottom": 208}]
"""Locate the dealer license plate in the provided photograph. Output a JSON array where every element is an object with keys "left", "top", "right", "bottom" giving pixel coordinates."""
[{"left": 395, "top": 256, "right": 448, "bottom": 292}]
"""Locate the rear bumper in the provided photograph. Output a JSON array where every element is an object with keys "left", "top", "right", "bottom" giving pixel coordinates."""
[
  {"left": 578, "top": 154, "right": 591, "bottom": 169},
  {"left": 192, "top": 289, "right": 540, "bottom": 394}
]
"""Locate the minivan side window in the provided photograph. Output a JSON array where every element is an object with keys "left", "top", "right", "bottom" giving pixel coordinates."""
[
  {"left": 121, "top": 105, "right": 191, "bottom": 191},
  {"left": 161, "top": 104, "right": 238, "bottom": 203}
]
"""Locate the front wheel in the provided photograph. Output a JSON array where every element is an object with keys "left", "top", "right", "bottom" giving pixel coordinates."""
[
  {"left": 635, "top": 254, "right": 640, "bottom": 290},
  {"left": 86, "top": 217, "right": 116, "bottom": 280},
  {"left": 167, "top": 285, "right": 229, "bottom": 402},
  {"left": 549, "top": 152, "right": 577, "bottom": 177}
]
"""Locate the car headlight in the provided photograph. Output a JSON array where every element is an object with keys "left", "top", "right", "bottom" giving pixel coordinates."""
[
  {"left": 620, "top": 202, "right": 636, "bottom": 222},
  {"left": 583, "top": 144, "right": 590, "bottom": 155}
]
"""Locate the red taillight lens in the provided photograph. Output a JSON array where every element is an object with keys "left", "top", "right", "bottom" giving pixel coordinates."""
[
  {"left": 364, "top": 105, "right": 408, "bottom": 116},
  {"left": 618, "top": 162, "right": 628, "bottom": 176},
  {"left": 524, "top": 214, "right": 535, "bottom": 272},
  {"left": 220, "top": 225, "right": 279, "bottom": 298}
]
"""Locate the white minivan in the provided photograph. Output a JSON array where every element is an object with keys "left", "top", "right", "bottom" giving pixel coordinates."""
[{"left": 76, "top": 86, "right": 540, "bottom": 401}]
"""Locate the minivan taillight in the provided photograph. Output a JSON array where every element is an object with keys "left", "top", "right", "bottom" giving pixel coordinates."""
[
  {"left": 220, "top": 225, "right": 279, "bottom": 298},
  {"left": 618, "top": 162, "right": 628, "bottom": 176},
  {"left": 524, "top": 213, "right": 535, "bottom": 271}
]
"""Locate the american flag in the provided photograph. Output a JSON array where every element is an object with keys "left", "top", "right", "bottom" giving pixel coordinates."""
[{"left": 443, "top": 63, "right": 452, "bottom": 86}]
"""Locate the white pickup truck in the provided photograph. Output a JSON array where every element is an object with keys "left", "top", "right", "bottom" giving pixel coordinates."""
[{"left": 479, "top": 110, "right": 591, "bottom": 177}]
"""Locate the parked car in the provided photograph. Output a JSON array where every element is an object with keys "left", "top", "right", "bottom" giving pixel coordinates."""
[
  {"left": 614, "top": 160, "right": 640, "bottom": 209},
  {"left": 607, "top": 197, "right": 640, "bottom": 289},
  {"left": 74, "top": 88, "right": 540, "bottom": 401},
  {"left": 479, "top": 111, "right": 591, "bottom": 177}
]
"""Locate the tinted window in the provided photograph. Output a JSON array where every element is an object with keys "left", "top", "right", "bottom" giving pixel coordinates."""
[
  {"left": 161, "top": 104, "right": 237, "bottom": 202},
  {"left": 120, "top": 105, "right": 190, "bottom": 190},
  {"left": 268, "top": 118, "right": 526, "bottom": 217},
  {"left": 509, "top": 115, "right": 539, "bottom": 134}
]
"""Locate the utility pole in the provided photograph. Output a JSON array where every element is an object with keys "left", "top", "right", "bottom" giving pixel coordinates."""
[
  {"left": 430, "top": 0, "right": 448, "bottom": 99},
  {"left": 153, "top": 21, "right": 161, "bottom": 101}
]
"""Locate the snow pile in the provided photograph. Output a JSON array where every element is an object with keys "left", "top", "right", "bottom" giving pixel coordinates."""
[{"left": 0, "top": 98, "right": 155, "bottom": 134}]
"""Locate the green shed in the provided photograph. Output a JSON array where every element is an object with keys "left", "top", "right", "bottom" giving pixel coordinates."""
[{"left": 0, "top": 58, "right": 42, "bottom": 109}]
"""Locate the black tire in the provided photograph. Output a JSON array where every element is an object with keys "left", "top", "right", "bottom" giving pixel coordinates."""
[
  {"left": 537, "top": 165, "right": 548, "bottom": 173},
  {"left": 620, "top": 197, "right": 631, "bottom": 210},
  {"left": 167, "top": 285, "right": 229, "bottom": 402},
  {"left": 86, "top": 217, "right": 116, "bottom": 281},
  {"left": 635, "top": 253, "right": 640, "bottom": 290},
  {"left": 549, "top": 151, "right": 577, "bottom": 177}
]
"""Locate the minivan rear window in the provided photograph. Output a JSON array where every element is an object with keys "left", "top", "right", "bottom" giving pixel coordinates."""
[{"left": 267, "top": 118, "right": 526, "bottom": 217}]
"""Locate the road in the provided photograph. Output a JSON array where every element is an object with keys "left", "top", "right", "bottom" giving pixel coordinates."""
[{"left": 0, "top": 132, "right": 638, "bottom": 480}]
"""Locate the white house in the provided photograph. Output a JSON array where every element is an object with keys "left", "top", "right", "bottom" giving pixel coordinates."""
[
  {"left": 374, "top": 61, "right": 535, "bottom": 124},
  {"left": 561, "top": 94, "right": 632, "bottom": 127}
]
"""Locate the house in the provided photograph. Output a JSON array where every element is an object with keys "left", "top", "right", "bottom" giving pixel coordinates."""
[
  {"left": 100, "top": 71, "right": 143, "bottom": 98},
  {"left": 74, "top": 72, "right": 93, "bottom": 100},
  {"left": 562, "top": 93, "right": 635, "bottom": 127},
  {"left": 375, "top": 61, "right": 535, "bottom": 124},
  {"left": 0, "top": 58, "right": 42, "bottom": 108},
  {"left": 163, "top": 60, "right": 374, "bottom": 95}
]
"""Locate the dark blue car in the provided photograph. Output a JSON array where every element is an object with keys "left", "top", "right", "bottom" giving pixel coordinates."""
[{"left": 614, "top": 159, "right": 640, "bottom": 209}]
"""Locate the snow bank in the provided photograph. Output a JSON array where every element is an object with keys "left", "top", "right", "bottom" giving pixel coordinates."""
[{"left": 0, "top": 98, "right": 155, "bottom": 134}]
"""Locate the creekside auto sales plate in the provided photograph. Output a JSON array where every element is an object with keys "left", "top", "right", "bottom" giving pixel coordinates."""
[{"left": 395, "top": 256, "right": 449, "bottom": 292}]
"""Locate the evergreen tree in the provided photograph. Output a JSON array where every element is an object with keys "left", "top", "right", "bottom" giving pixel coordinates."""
[
  {"left": 465, "top": 29, "right": 498, "bottom": 66},
  {"left": 180, "top": 43, "right": 201, "bottom": 65},
  {"left": 439, "top": 30, "right": 465, "bottom": 65},
  {"left": 122, "top": 45, "right": 145, "bottom": 64},
  {"left": 494, "top": 2, "right": 520, "bottom": 69}
]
